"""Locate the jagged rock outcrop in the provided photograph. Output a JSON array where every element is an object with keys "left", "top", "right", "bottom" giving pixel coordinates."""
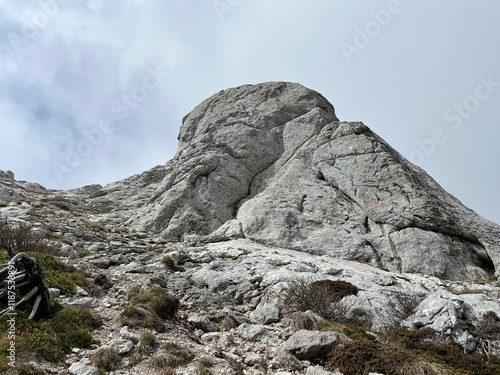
[{"left": 126, "top": 82, "right": 500, "bottom": 281}]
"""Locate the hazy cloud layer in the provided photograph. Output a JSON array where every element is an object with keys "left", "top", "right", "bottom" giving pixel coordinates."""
[{"left": 1, "top": 0, "right": 499, "bottom": 224}]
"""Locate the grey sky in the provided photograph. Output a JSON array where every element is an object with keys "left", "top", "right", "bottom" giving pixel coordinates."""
[{"left": 1, "top": 0, "right": 499, "bottom": 225}]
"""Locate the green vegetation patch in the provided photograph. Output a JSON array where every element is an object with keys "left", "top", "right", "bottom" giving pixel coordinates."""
[
  {"left": 0, "top": 302, "right": 100, "bottom": 372},
  {"left": 162, "top": 256, "right": 185, "bottom": 272},
  {"left": 120, "top": 285, "right": 179, "bottom": 331},
  {"left": 91, "top": 346, "right": 121, "bottom": 372},
  {"left": 128, "top": 285, "right": 179, "bottom": 319},
  {"left": 149, "top": 342, "right": 192, "bottom": 370},
  {"left": 326, "top": 328, "right": 500, "bottom": 375}
]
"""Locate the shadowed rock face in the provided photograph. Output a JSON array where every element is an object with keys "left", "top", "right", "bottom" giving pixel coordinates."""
[{"left": 127, "top": 81, "right": 500, "bottom": 281}]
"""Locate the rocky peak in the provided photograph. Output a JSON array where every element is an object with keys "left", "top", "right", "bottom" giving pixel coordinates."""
[
  {"left": 124, "top": 82, "right": 499, "bottom": 281},
  {"left": 2, "top": 83, "right": 500, "bottom": 375}
]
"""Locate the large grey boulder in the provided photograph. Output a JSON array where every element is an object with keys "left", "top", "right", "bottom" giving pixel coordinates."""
[{"left": 124, "top": 82, "right": 500, "bottom": 280}]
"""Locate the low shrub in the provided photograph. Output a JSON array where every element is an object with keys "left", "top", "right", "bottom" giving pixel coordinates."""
[
  {"left": 119, "top": 305, "right": 163, "bottom": 331},
  {"left": 380, "top": 290, "right": 426, "bottom": 330},
  {"left": 120, "top": 285, "right": 179, "bottom": 331},
  {"left": 91, "top": 347, "right": 121, "bottom": 372},
  {"left": 149, "top": 343, "right": 192, "bottom": 372},
  {"left": 162, "top": 256, "right": 185, "bottom": 272},
  {"left": 327, "top": 339, "right": 417, "bottom": 375},
  {"left": 219, "top": 315, "right": 239, "bottom": 331},
  {"left": 473, "top": 311, "right": 500, "bottom": 355},
  {"left": 315, "top": 320, "right": 375, "bottom": 342},
  {"left": 287, "top": 311, "right": 325, "bottom": 330},
  {"left": 27, "top": 252, "right": 88, "bottom": 296},
  {"left": 0, "top": 251, "right": 88, "bottom": 297},
  {"left": 0, "top": 302, "right": 100, "bottom": 369},
  {"left": 128, "top": 285, "right": 179, "bottom": 319},
  {"left": 17, "top": 362, "right": 46, "bottom": 375},
  {"left": 0, "top": 219, "right": 61, "bottom": 256},
  {"left": 382, "top": 327, "right": 500, "bottom": 375},
  {"left": 196, "top": 358, "right": 214, "bottom": 375},
  {"left": 281, "top": 278, "right": 358, "bottom": 322},
  {"left": 138, "top": 330, "right": 157, "bottom": 354}
]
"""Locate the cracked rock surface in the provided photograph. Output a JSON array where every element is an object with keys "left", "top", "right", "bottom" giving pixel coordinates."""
[{"left": 121, "top": 82, "right": 500, "bottom": 281}]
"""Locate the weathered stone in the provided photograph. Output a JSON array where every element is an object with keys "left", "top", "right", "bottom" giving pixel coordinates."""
[
  {"left": 269, "top": 348, "right": 303, "bottom": 370},
  {"left": 221, "top": 307, "right": 252, "bottom": 325},
  {"left": 75, "top": 286, "right": 89, "bottom": 296},
  {"left": 237, "top": 323, "right": 270, "bottom": 341},
  {"left": 89, "top": 257, "right": 112, "bottom": 269},
  {"left": 250, "top": 304, "right": 280, "bottom": 325},
  {"left": 201, "top": 332, "right": 221, "bottom": 342},
  {"left": 120, "top": 326, "right": 139, "bottom": 344},
  {"left": 122, "top": 261, "right": 151, "bottom": 273},
  {"left": 306, "top": 367, "right": 343, "bottom": 375},
  {"left": 61, "top": 297, "right": 96, "bottom": 308},
  {"left": 402, "top": 291, "right": 465, "bottom": 332},
  {"left": 129, "top": 82, "right": 337, "bottom": 241},
  {"left": 114, "top": 254, "right": 130, "bottom": 265},
  {"left": 244, "top": 353, "right": 265, "bottom": 366},
  {"left": 48, "top": 287, "right": 60, "bottom": 298},
  {"left": 402, "top": 289, "right": 500, "bottom": 350},
  {"left": 284, "top": 330, "right": 341, "bottom": 360},
  {"left": 68, "top": 362, "right": 99, "bottom": 375},
  {"left": 109, "top": 339, "right": 135, "bottom": 355},
  {"left": 187, "top": 313, "right": 218, "bottom": 332}
]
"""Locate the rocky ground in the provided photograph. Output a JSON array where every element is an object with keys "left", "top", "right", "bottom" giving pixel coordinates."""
[
  {"left": 2, "top": 82, "right": 500, "bottom": 374},
  {"left": 1, "top": 169, "right": 500, "bottom": 375}
]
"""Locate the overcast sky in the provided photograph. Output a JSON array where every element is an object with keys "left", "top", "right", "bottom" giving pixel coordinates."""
[{"left": 1, "top": 0, "right": 499, "bottom": 224}]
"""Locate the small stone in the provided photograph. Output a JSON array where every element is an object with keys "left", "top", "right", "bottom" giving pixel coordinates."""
[
  {"left": 75, "top": 286, "right": 89, "bottom": 296},
  {"left": 237, "top": 323, "right": 269, "bottom": 341},
  {"left": 49, "top": 288, "right": 61, "bottom": 298},
  {"left": 284, "top": 330, "right": 341, "bottom": 360},
  {"left": 109, "top": 339, "right": 135, "bottom": 355},
  {"left": 68, "top": 362, "right": 99, "bottom": 375},
  {"left": 89, "top": 258, "right": 111, "bottom": 269},
  {"left": 120, "top": 326, "right": 139, "bottom": 344},
  {"left": 123, "top": 261, "right": 151, "bottom": 273},
  {"left": 218, "top": 332, "right": 235, "bottom": 347},
  {"left": 114, "top": 254, "right": 130, "bottom": 265},
  {"left": 62, "top": 297, "right": 96, "bottom": 308},
  {"left": 250, "top": 304, "right": 280, "bottom": 325},
  {"left": 244, "top": 353, "right": 265, "bottom": 366},
  {"left": 306, "top": 366, "right": 343, "bottom": 375},
  {"left": 269, "top": 349, "right": 302, "bottom": 371},
  {"left": 201, "top": 332, "right": 221, "bottom": 342},
  {"left": 187, "top": 313, "right": 218, "bottom": 332}
]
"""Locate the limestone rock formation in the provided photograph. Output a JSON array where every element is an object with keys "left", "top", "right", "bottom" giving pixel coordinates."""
[
  {"left": 126, "top": 82, "right": 500, "bottom": 281},
  {"left": 2, "top": 82, "right": 500, "bottom": 374}
]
